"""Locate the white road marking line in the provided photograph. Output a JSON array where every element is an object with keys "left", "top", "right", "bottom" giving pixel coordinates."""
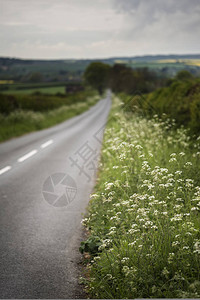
[
  {"left": 18, "top": 150, "right": 38, "bottom": 162},
  {"left": 0, "top": 166, "right": 11, "bottom": 175},
  {"left": 41, "top": 139, "right": 53, "bottom": 149}
]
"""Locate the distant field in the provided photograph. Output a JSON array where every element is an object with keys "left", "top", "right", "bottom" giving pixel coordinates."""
[
  {"left": 2, "top": 85, "right": 66, "bottom": 95},
  {"left": 0, "top": 80, "right": 14, "bottom": 84},
  {"left": 0, "top": 82, "right": 83, "bottom": 95},
  {"left": 114, "top": 58, "right": 200, "bottom": 73},
  {"left": 157, "top": 59, "right": 200, "bottom": 67},
  {"left": 129, "top": 62, "right": 186, "bottom": 69},
  {"left": 0, "top": 58, "right": 89, "bottom": 82},
  {"left": 1, "top": 56, "right": 200, "bottom": 84},
  {"left": 181, "top": 59, "right": 200, "bottom": 67}
]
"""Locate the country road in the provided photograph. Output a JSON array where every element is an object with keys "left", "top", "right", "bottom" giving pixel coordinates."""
[{"left": 0, "top": 92, "right": 111, "bottom": 298}]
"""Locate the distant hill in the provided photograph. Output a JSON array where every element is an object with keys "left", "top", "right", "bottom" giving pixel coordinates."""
[
  {"left": 104, "top": 54, "right": 200, "bottom": 62},
  {"left": 1, "top": 54, "right": 200, "bottom": 65},
  {"left": 0, "top": 54, "right": 200, "bottom": 82}
]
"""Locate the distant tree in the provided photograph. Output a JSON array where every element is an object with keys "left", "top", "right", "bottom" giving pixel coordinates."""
[
  {"left": 110, "top": 64, "right": 159, "bottom": 94},
  {"left": 110, "top": 64, "right": 135, "bottom": 93},
  {"left": 84, "top": 62, "right": 111, "bottom": 94},
  {"left": 175, "top": 70, "right": 193, "bottom": 81},
  {"left": 29, "top": 72, "right": 43, "bottom": 83}
]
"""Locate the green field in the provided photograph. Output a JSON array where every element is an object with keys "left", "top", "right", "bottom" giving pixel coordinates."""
[
  {"left": 0, "top": 81, "right": 83, "bottom": 95},
  {"left": 0, "top": 58, "right": 90, "bottom": 82},
  {"left": 113, "top": 59, "right": 200, "bottom": 77},
  {"left": 2, "top": 85, "right": 66, "bottom": 95},
  {"left": 129, "top": 62, "right": 186, "bottom": 69}
]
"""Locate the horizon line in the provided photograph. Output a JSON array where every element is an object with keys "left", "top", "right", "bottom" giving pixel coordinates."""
[{"left": 1, "top": 53, "right": 200, "bottom": 61}]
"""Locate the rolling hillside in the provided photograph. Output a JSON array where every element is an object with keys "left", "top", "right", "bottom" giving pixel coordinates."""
[{"left": 0, "top": 54, "right": 200, "bottom": 83}]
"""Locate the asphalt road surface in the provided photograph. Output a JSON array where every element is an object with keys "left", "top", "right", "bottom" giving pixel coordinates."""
[{"left": 0, "top": 92, "right": 111, "bottom": 298}]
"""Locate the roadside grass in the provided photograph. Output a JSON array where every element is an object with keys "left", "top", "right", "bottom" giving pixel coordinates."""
[
  {"left": 81, "top": 96, "right": 200, "bottom": 298},
  {"left": 0, "top": 94, "right": 99, "bottom": 142}
]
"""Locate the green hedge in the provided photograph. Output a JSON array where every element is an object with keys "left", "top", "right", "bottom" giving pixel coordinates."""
[
  {"left": 0, "top": 89, "right": 94, "bottom": 114},
  {"left": 122, "top": 78, "right": 200, "bottom": 135}
]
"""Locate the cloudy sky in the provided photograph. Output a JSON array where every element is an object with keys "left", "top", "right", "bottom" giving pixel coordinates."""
[{"left": 0, "top": 0, "right": 199, "bottom": 59}]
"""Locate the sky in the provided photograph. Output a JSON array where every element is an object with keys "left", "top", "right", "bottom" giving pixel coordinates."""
[{"left": 0, "top": 0, "right": 200, "bottom": 59}]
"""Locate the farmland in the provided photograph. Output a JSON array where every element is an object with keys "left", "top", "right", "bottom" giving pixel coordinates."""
[
  {"left": 1, "top": 55, "right": 200, "bottom": 85},
  {"left": 157, "top": 59, "right": 200, "bottom": 67},
  {"left": 0, "top": 83, "right": 67, "bottom": 95},
  {"left": 1, "top": 84, "right": 66, "bottom": 95},
  {"left": 0, "top": 58, "right": 90, "bottom": 82}
]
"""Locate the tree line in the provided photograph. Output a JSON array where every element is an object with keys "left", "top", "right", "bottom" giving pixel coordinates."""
[{"left": 84, "top": 62, "right": 167, "bottom": 94}]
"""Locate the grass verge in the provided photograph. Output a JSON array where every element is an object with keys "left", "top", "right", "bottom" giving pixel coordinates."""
[
  {"left": 0, "top": 94, "right": 99, "bottom": 142},
  {"left": 80, "top": 96, "right": 200, "bottom": 298}
]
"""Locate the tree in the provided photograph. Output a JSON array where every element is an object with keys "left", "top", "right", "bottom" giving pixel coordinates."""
[
  {"left": 110, "top": 64, "right": 134, "bottom": 93},
  {"left": 29, "top": 72, "right": 43, "bottom": 83},
  {"left": 84, "top": 62, "right": 111, "bottom": 94},
  {"left": 175, "top": 70, "right": 193, "bottom": 81}
]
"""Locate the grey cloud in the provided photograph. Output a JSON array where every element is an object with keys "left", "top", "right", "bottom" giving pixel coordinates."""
[
  {"left": 114, "top": 0, "right": 200, "bottom": 33},
  {"left": 114, "top": 0, "right": 200, "bottom": 15},
  {"left": 113, "top": 0, "right": 200, "bottom": 38}
]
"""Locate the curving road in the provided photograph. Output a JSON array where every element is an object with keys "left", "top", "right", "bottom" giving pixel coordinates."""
[{"left": 0, "top": 92, "right": 111, "bottom": 298}]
